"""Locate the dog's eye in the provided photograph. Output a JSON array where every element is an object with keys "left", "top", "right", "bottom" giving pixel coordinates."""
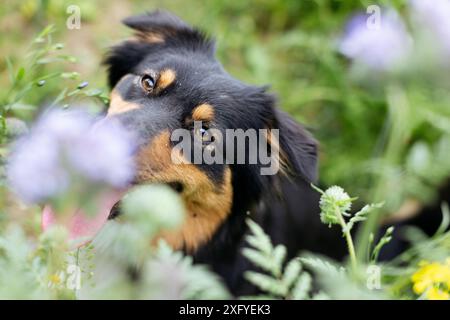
[{"left": 140, "top": 74, "right": 155, "bottom": 93}]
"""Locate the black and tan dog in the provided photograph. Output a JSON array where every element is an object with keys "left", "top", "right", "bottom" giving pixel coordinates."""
[{"left": 103, "top": 10, "right": 348, "bottom": 294}]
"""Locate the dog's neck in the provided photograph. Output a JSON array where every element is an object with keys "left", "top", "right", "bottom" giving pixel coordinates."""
[{"left": 191, "top": 168, "right": 266, "bottom": 259}]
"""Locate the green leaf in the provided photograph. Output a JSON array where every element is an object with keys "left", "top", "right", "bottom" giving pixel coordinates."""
[
  {"left": 35, "top": 24, "right": 55, "bottom": 41},
  {"left": 57, "top": 55, "right": 77, "bottom": 63},
  {"left": 53, "top": 43, "right": 64, "bottom": 50},
  {"left": 370, "top": 226, "right": 394, "bottom": 263},
  {"left": 311, "top": 292, "right": 330, "bottom": 300},
  {"left": 243, "top": 220, "right": 314, "bottom": 299},
  {"left": 151, "top": 240, "right": 231, "bottom": 299},
  {"left": 16, "top": 67, "right": 25, "bottom": 82},
  {"left": 61, "top": 72, "right": 79, "bottom": 80},
  {"left": 67, "top": 89, "right": 80, "bottom": 97},
  {"left": 244, "top": 271, "right": 287, "bottom": 297},
  {"left": 0, "top": 115, "right": 6, "bottom": 141},
  {"left": 301, "top": 256, "right": 345, "bottom": 278},
  {"left": 49, "top": 88, "right": 68, "bottom": 107},
  {"left": 242, "top": 248, "right": 277, "bottom": 275},
  {"left": 245, "top": 219, "right": 273, "bottom": 254},
  {"left": 239, "top": 295, "right": 276, "bottom": 300},
  {"left": 310, "top": 183, "right": 325, "bottom": 195},
  {"left": 434, "top": 202, "right": 450, "bottom": 237},
  {"left": 85, "top": 88, "right": 103, "bottom": 97},
  {"left": 281, "top": 258, "right": 302, "bottom": 288},
  {"left": 272, "top": 245, "right": 286, "bottom": 276},
  {"left": 291, "top": 273, "right": 312, "bottom": 300},
  {"left": 344, "top": 202, "right": 384, "bottom": 234},
  {"left": 5, "top": 57, "right": 14, "bottom": 84}
]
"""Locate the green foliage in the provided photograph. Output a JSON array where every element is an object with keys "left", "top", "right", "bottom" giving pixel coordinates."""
[
  {"left": 0, "top": 23, "right": 108, "bottom": 143},
  {"left": 381, "top": 206, "right": 450, "bottom": 299},
  {"left": 121, "top": 184, "right": 185, "bottom": 235},
  {"left": 242, "top": 219, "right": 317, "bottom": 300},
  {"left": 300, "top": 256, "right": 346, "bottom": 279},
  {"left": 313, "top": 184, "right": 387, "bottom": 270},
  {"left": 151, "top": 242, "right": 230, "bottom": 299},
  {"left": 0, "top": 185, "right": 230, "bottom": 299},
  {"left": 345, "top": 203, "right": 384, "bottom": 234},
  {"left": 370, "top": 226, "right": 394, "bottom": 263},
  {"left": 314, "top": 185, "right": 354, "bottom": 226}
]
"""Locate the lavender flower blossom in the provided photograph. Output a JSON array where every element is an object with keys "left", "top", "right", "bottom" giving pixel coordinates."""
[
  {"left": 339, "top": 11, "right": 412, "bottom": 72},
  {"left": 410, "top": 0, "right": 450, "bottom": 55},
  {"left": 7, "top": 109, "right": 135, "bottom": 204}
]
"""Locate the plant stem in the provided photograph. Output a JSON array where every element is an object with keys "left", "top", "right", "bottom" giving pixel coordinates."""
[{"left": 335, "top": 205, "right": 357, "bottom": 271}]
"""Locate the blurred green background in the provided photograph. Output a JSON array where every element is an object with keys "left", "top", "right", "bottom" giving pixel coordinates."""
[{"left": 1, "top": 0, "right": 449, "bottom": 217}]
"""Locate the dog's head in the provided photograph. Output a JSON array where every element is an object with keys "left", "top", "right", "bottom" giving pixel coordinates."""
[{"left": 104, "top": 10, "right": 318, "bottom": 251}]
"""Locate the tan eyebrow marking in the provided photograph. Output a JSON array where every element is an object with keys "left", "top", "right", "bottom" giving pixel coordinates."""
[
  {"left": 107, "top": 89, "right": 141, "bottom": 116},
  {"left": 156, "top": 69, "right": 176, "bottom": 92},
  {"left": 192, "top": 103, "right": 215, "bottom": 122}
]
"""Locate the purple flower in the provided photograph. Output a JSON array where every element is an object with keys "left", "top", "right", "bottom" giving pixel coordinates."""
[
  {"left": 7, "top": 109, "right": 135, "bottom": 204},
  {"left": 339, "top": 10, "right": 412, "bottom": 71},
  {"left": 410, "top": 0, "right": 450, "bottom": 55},
  {"left": 69, "top": 118, "right": 136, "bottom": 187}
]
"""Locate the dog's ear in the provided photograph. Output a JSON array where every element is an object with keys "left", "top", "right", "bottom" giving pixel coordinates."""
[
  {"left": 242, "top": 89, "right": 318, "bottom": 183},
  {"left": 123, "top": 10, "right": 214, "bottom": 53},
  {"left": 104, "top": 40, "right": 153, "bottom": 88},
  {"left": 123, "top": 10, "right": 188, "bottom": 33},
  {"left": 105, "top": 10, "right": 214, "bottom": 88},
  {"left": 124, "top": 11, "right": 191, "bottom": 40},
  {"left": 271, "top": 109, "right": 318, "bottom": 183}
]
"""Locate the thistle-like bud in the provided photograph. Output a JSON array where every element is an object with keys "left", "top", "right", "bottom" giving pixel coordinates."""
[{"left": 319, "top": 186, "right": 352, "bottom": 226}]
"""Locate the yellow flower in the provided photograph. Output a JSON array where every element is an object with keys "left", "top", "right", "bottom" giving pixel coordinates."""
[
  {"left": 50, "top": 274, "right": 61, "bottom": 284},
  {"left": 47, "top": 272, "right": 66, "bottom": 289},
  {"left": 411, "top": 259, "right": 450, "bottom": 300},
  {"left": 426, "top": 287, "right": 449, "bottom": 300},
  {"left": 49, "top": 273, "right": 61, "bottom": 285}
]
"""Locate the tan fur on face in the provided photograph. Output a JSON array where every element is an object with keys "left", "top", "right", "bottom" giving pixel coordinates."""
[
  {"left": 156, "top": 69, "right": 176, "bottom": 93},
  {"left": 135, "top": 131, "right": 233, "bottom": 252},
  {"left": 108, "top": 89, "right": 141, "bottom": 116},
  {"left": 192, "top": 103, "right": 215, "bottom": 122}
]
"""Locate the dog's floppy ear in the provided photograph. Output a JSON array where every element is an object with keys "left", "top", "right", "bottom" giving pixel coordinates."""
[
  {"left": 105, "top": 10, "right": 214, "bottom": 88},
  {"left": 124, "top": 10, "right": 214, "bottom": 54},
  {"left": 124, "top": 10, "right": 189, "bottom": 40},
  {"left": 272, "top": 109, "right": 318, "bottom": 183}
]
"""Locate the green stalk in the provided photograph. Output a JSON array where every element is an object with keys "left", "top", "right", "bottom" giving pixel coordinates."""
[{"left": 335, "top": 205, "right": 358, "bottom": 271}]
